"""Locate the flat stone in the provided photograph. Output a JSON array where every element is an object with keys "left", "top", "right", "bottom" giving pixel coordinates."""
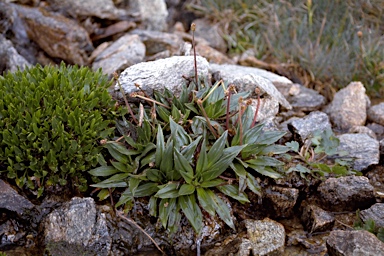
[
  {"left": 301, "top": 203, "right": 334, "bottom": 233},
  {"left": 249, "top": 97, "right": 279, "bottom": 123},
  {"left": 192, "top": 18, "right": 227, "bottom": 52},
  {"left": 325, "top": 82, "right": 368, "bottom": 131},
  {"left": 337, "top": 133, "right": 380, "bottom": 171},
  {"left": 0, "top": 179, "right": 34, "bottom": 216},
  {"left": 44, "top": 197, "right": 111, "bottom": 256},
  {"left": 367, "top": 122, "right": 384, "bottom": 140},
  {"left": 195, "top": 43, "right": 235, "bottom": 64},
  {"left": 46, "top": 0, "right": 126, "bottom": 19},
  {"left": 238, "top": 218, "right": 285, "bottom": 256},
  {"left": 92, "top": 34, "right": 145, "bottom": 75},
  {"left": 16, "top": 5, "right": 93, "bottom": 65},
  {"left": 278, "top": 83, "right": 326, "bottom": 111},
  {"left": 288, "top": 111, "right": 332, "bottom": 142},
  {"left": 348, "top": 125, "right": 377, "bottom": 139},
  {"left": 317, "top": 176, "right": 375, "bottom": 211},
  {"left": 129, "top": 0, "right": 168, "bottom": 31},
  {"left": 209, "top": 63, "right": 292, "bottom": 109},
  {"left": 0, "top": 34, "right": 31, "bottom": 73},
  {"left": 326, "top": 230, "right": 384, "bottom": 256},
  {"left": 263, "top": 186, "right": 299, "bottom": 218},
  {"left": 360, "top": 203, "right": 384, "bottom": 229},
  {"left": 116, "top": 56, "right": 209, "bottom": 97},
  {"left": 368, "top": 102, "right": 384, "bottom": 126}
]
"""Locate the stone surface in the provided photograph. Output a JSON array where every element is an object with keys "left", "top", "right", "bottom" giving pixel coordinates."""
[
  {"left": 116, "top": 56, "right": 209, "bottom": 97},
  {"left": 46, "top": 0, "right": 126, "bottom": 19},
  {"left": 130, "top": 29, "right": 184, "bottom": 56},
  {"left": 317, "top": 176, "right": 375, "bottom": 211},
  {"left": 288, "top": 111, "right": 332, "bottom": 142},
  {"left": 337, "top": 133, "right": 380, "bottom": 171},
  {"left": 92, "top": 34, "right": 145, "bottom": 75},
  {"left": 301, "top": 203, "right": 335, "bottom": 233},
  {"left": 249, "top": 97, "right": 280, "bottom": 124},
  {"left": 195, "top": 43, "right": 235, "bottom": 64},
  {"left": 326, "top": 230, "right": 384, "bottom": 256},
  {"left": 360, "top": 203, "right": 384, "bottom": 229},
  {"left": 277, "top": 83, "right": 326, "bottom": 111},
  {"left": 348, "top": 125, "right": 377, "bottom": 139},
  {"left": 325, "top": 81, "right": 368, "bottom": 130},
  {"left": 44, "top": 197, "right": 111, "bottom": 256},
  {"left": 238, "top": 218, "right": 285, "bottom": 256},
  {"left": 0, "top": 179, "right": 34, "bottom": 216},
  {"left": 263, "top": 186, "right": 299, "bottom": 218},
  {"left": 0, "top": 34, "right": 31, "bottom": 73},
  {"left": 129, "top": 0, "right": 168, "bottom": 31},
  {"left": 16, "top": 5, "right": 93, "bottom": 65},
  {"left": 210, "top": 63, "right": 292, "bottom": 109},
  {"left": 368, "top": 102, "right": 384, "bottom": 126},
  {"left": 367, "top": 122, "right": 384, "bottom": 140},
  {"left": 192, "top": 18, "right": 227, "bottom": 52}
]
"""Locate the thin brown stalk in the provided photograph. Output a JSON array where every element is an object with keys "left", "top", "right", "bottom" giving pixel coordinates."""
[
  {"left": 225, "top": 91, "right": 231, "bottom": 130},
  {"left": 238, "top": 97, "right": 244, "bottom": 145},
  {"left": 132, "top": 94, "right": 171, "bottom": 109},
  {"left": 197, "top": 99, "right": 219, "bottom": 139},
  {"left": 191, "top": 23, "right": 198, "bottom": 86},
  {"left": 114, "top": 72, "right": 138, "bottom": 124},
  {"left": 116, "top": 211, "right": 165, "bottom": 255},
  {"left": 251, "top": 88, "right": 261, "bottom": 128}
]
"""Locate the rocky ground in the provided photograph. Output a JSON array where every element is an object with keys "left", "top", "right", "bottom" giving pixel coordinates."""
[{"left": 1, "top": 0, "right": 384, "bottom": 255}]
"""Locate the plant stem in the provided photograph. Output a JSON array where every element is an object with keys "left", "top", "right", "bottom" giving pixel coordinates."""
[
  {"left": 251, "top": 88, "right": 261, "bottom": 128},
  {"left": 191, "top": 23, "right": 198, "bottom": 87},
  {"left": 132, "top": 94, "right": 171, "bottom": 109},
  {"left": 114, "top": 72, "right": 138, "bottom": 125},
  {"left": 197, "top": 99, "right": 219, "bottom": 139},
  {"left": 238, "top": 97, "right": 243, "bottom": 145}
]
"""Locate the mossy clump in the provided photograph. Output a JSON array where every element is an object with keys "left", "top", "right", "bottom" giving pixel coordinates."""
[{"left": 0, "top": 63, "right": 117, "bottom": 197}]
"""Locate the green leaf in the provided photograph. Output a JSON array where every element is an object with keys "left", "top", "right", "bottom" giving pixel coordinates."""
[
  {"left": 285, "top": 141, "right": 299, "bottom": 152},
  {"left": 217, "top": 184, "right": 249, "bottom": 204},
  {"left": 230, "top": 162, "right": 246, "bottom": 179},
  {"left": 170, "top": 118, "right": 191, "bottom": 149},
  {"left": 248, "top": 164, "right": 283, "bottom": 179},
  {"left": 106, "top": 141, "right": 139, "bottom": 156},
  {"left": 122, "top": 182, "right": 159, "bottom": 197},
  {"left": 129, "top": 178, "right": 141, "bottom": 197},
  {"left": 211, "top": 192, "right": 235, "bottom": 230},
  {"left": 196, "top": 139, "right": 207, "bottom": 177},
  {"left": 174, "top": 149, "right": 194, "bottom": 184},
  {"left": 199, "top": 178, "right": 225, "bottom": 188},
  {"left": 246, "top": 173, "right": 262, "bottom": 197},
  {"left": 255, "top": 130, "right": 286, "bottom": 145},
  {"left": 246, "top": 156, "right": 284, "bottom": 167},
  {"left": 159, "top": 198, "right": 176, "bottom": 229},
  {"left": 155, "top": 125, "right": 164, "bottom": 168},
  {"left": 89, "top": 166, "right": 119, "bottom": 177},
  {"left": 207, "top": 130, "right": 228, "bottom": 168},
  {"left": 178, "top": 184, "right": 195, "bottom": 196},
  {"left": 179, "top": 194, "right": 203, "bottom": 234},
  {"left": 180, "top": 135, "right": 202, "bottom": 162},
  {"left": 196, "top": 187, "right": 216, "bottom": 216},
  {"left": 155, "top": 183, "right": 180, "bottom": 198}
]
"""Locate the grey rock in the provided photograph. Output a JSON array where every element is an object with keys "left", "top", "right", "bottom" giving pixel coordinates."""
[
  {"left": 92, "top": 34, "right": 145, "bottom": 75},
  {"left": 326, "top": 230, "right": 384, "bottom": 256},
  {"left": 288, "top": 111, "right": 332, "bottom": 142},
  {"left": 209, "top": 63, "right": 292, "bottom": 109},
  {"left": 0, "top": 180, "right": 34, "bottom": 216},
  {"left": 368, "top": 102, "right": 384, "bottom": 126},
  {"left": 301, "top": 203, "right": 334, "bottom": 233},
  {"left": 337, "top": 133, "right": 380, "bottom": 171},
  {"left": 381, "top": 139, "right": 384, "bottom": 156},
  {"left": 129, "top": 0, "right": 168, "bottom": 31},
  {"left": 44, "top": 197, "right": 111, "bottom": 256},
  {"left": 325, "top": 82, "right": 368, "bottom": 130},
  {"left": 192, "top": 18, "right": 227, "bottom": 52},
  {"left": 16, "top": 5, "right": 93, "bottom": 65},
  {"left": 367, "top": 122, "right": 384, "bottom": 140},
  {"left": 348, "top": 125, "right": 377, "bottom": 139},
  {"left": 116, "top": 56, "right": 209, "bottom": 97},
  {"left": 195, "top": 42, "right": 235, "bottom": 64},
  {"left": 317, "top": 176, "right": 375, "bottom": 211},
  {"left": 238, "top": 218, "right": 285, "bottom": 256},
  {"left": 264, "top": 186, "right": 299, "bottom": 218},
  {"left": 277, "top": 83, "right": 326, "bottom": 111},
  {"left": 0, "top": 34, "right": 31, "bottom": 73},
  {"left": 46, "top": 0, "right": 126, "bottom": 19},
  {"left": 360, "top": 203, "right": 384, "bottom": 229},
  {"left": 249, "top": 97, "right": 279, "bottom": 124},
  {"left": 130, "top": 29, "right": 184, "bottom": 56}
]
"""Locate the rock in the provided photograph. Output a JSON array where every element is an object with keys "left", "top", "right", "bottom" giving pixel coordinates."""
[
  {"left": 130, "top": 29, "right": 184, "bottom": 56},
  {"left": 0, "top": 34, "right": 31, "bottom": 73},
  {"left": 277, "top": 83, "right": 326, "bottom": 111},
  {"left": 209, "top": 63, "right": 292, "bottom": 110},
  {"left": 129, "top": 0, "right": 168, "bottom": 31},
  {"left": 46, "top": 0, "right": 126, "bottom": 20},
  {"left": 192, "top": 18, "right": 227, "bottom": 52},
  {"left": 366, "top": 166, "right": 384, "bottom": 203},
  {"left": 317, "top": 176, "right": 375, "bottom": 211},
  {"left": 116, "top": 56, "right": 209, "bottom": 97},
  {"left": 238, "top": 218, "right": 285, "bottom": 256},
  {"left": 368, "top": 102, "right": 384, "bottom": 126},
  {"left": 288, "top": 111, "right": 332, "bottom": 143},
  {"left": 301, "top": 203, "right": 334, "bottom": 233},
  {"left": 348, "top": 125, "right": 377, "bottom": 139},
  {"left": 16, "top": 5, "right": 93, "bottom": 65},
  {"left": 44, "top": 197, "right": 111, "bottom": 256},
  {"left": 325, "top": 82, "right": 368, "bottom": 130},
  {"left": 360, "top": 203, "right": 384, "bottom": 229},
  {"left": 195, "top": 43, "right": 235, "bottom": 64},
  {"left": 367, "top": 122, "right": 384, "bottom": 140},
  {"left": 249, "top": 97, "right": 280, "bottom": 123},
  {"left": 326, "top": 230, "right": 384, "bottom": 256},
  {"left": 92, "top": 34, "right": 145, "bottom": 75},
  {"left": 337, "top": 133, "right": 380, "bottom": 171},
  {"left": 0, "top": 180, "right": 34, "bottom": 216},
  {"left": 263, "top": 186, "right": 299, "bottom": 218}
]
